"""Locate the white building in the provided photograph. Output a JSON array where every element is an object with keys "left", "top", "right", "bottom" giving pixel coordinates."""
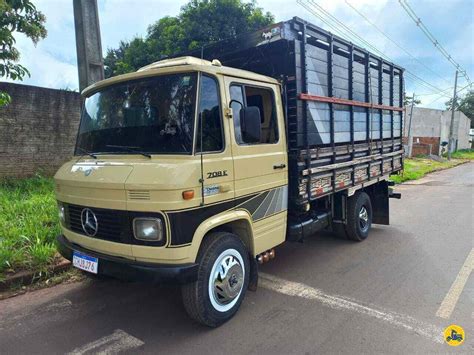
[{"left": 405, "top": 107, "right": 471, "bottom": 155}]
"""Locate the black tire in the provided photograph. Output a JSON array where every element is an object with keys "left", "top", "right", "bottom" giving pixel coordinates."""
[
  {"left": 345, "top": 191, "right": 373, "bottom": 242},
  {"left": 181, "top": 232, "right": 250, "bottom": 327}
]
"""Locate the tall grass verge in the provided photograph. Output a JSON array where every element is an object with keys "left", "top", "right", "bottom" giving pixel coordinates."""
[{"left": 0, "top": 175, "right": 60, "bottom": 280}]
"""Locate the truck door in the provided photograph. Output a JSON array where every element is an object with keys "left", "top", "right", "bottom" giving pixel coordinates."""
[
  {"left": 224, "top": 77, "right": 288, "bottom": 253},
  {"left": 197, "top": 74, "right": 235, "bottom": 206}
]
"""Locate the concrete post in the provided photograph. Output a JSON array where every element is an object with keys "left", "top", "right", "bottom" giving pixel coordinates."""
[
  {"left": 448, "top": 70, "right": 458, "bottom": 160},
  {"left": 73, "top": 0, "right": 104, "bottom": 92},
  {"left": 406, "top": 93, "right": 415, "bottom": 158}
]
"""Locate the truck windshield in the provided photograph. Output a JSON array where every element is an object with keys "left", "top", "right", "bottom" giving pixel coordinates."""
[{"left": 76, "top": 72, "right": 198, "bottom": 155}]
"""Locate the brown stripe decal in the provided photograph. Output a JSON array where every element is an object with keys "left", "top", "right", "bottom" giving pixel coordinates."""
[
  {"left": 167, "top": 186, "right": 288, "bottom": 246},
  {"left": 238, "top": 186, "right": 288, "bottom": 222}
]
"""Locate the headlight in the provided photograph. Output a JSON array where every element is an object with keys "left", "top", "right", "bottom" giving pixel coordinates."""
[
  {"left": 57, "top": 202, "right": 66, "bottom": 224},
  {"left": 133, "top": 218, "right": 163, "bottom": 241}
]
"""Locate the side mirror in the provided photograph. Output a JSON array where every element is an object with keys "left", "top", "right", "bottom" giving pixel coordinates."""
[{"left": 240, "top": 106, "right": 261, "bottom": 143}]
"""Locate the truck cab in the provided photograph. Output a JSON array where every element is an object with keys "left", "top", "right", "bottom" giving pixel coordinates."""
[{"left": 56, "top": 57, "right": 289, "bottom": 326}]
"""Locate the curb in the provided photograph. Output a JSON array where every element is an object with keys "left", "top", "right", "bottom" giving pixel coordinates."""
[{"left": 0, "top": 259, "right": 72, "bottom": 292}]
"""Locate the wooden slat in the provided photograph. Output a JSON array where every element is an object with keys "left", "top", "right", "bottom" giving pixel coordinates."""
[
  {"left": 299, "top": 93, "right": 404, "bottom": 112},
  {"left": 302, "top": 150, "right": 404, "bottom": 176}
]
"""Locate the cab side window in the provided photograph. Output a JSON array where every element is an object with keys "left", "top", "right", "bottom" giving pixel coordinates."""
[
  {"left": 230, "top": 84, "right": 278, "bottom": 145},
  {"left": 196, "top": 75, "right": 224, "bottom": 153}
]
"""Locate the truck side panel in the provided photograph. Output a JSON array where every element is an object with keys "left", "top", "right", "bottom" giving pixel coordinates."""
[
  {"left": 184, "top": 17, "right": 404, "bottom": 213},
  {"left": 290, "top": 18, "right": 403, "bottom": 210}
]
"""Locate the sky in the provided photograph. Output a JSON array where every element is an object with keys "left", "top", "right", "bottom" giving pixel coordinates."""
[{"left": 7, "top": 0, "right": 474, "bottom": 109}]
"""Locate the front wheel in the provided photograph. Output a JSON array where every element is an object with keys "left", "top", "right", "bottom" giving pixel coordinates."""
[{"left": 181, "top": 232, "right": 249, "bottom": 327}]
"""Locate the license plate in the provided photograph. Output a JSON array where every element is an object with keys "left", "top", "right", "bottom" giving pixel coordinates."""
[{"left": 72, "top": 251, "right": 98, "bottom": 274}]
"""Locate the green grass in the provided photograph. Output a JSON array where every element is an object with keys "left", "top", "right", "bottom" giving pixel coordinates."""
[
  {"left": 450, "top": 148, "right": 474, "bottom": 160},
  {"left": 0, "top": 175, "right": 60, "bottom": 280},
  {"left": 390, "top": 156, "right": 465, "bottom": 184}
]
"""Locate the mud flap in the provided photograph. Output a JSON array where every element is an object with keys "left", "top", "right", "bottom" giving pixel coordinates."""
[
  {"left": 248, "top": 253, "right": 259, "bottom": 291},
  {"left": 371, "top": 181, "right": 390, "bottom": 225}
]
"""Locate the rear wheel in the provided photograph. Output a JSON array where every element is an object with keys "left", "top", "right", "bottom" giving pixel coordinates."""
[
  {"left": 181, "top": 232, "right": 249, "bottom": 327},
  {"left": 345, "top": 191, "right": 372, "bottom": 241}
]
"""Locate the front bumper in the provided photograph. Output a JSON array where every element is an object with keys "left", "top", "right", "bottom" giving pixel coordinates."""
[{"left": 57, "top": 235, "right": 198, "bottom": 284}]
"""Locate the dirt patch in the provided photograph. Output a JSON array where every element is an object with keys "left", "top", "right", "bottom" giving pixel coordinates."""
[{"left": 0, "top": 268, "right": 84, "bottom": 300}]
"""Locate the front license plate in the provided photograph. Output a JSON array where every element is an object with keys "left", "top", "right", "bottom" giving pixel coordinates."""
[{"left": 72, "top": 251, "right": 98, "bottom": 274}]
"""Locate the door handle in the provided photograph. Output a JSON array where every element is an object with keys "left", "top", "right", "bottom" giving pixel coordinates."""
[{"left": 273, "top": 163, "right": 286, "bottom": 169}]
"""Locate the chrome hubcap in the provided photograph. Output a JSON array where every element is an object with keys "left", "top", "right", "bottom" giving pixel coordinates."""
[
  {"left": 359, "top": 206, "right": 369, "bottom": 230},
  {"left": 210, "top": 251, "right": 244, "bottom": 312}
]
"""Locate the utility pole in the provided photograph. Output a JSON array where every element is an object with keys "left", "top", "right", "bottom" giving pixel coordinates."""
[
  {"left": 406, "top": 92, "right": 415, "bottom": 158},
  {"left": 447, "top": 70, "right": 458, "bottom": 160},
  {"left": 73, "top": 0, "right": 104, "bottom": 92}
]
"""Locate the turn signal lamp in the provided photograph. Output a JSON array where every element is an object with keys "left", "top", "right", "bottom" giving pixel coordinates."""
[{"left": 182, "top": 190, "right": 195, "bottom": 200}]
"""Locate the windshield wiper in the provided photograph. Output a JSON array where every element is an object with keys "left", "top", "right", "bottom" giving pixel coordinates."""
[
  {"left": 106, "top": 145, "right": 152, "bottom": 158},
  {"left": 76, "top": 147, "right": 97, "bottom": 159}
]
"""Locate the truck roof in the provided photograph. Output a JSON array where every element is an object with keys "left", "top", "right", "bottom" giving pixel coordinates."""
[{"left": 81, "top": 56, "right": 279, "bottom": 97}]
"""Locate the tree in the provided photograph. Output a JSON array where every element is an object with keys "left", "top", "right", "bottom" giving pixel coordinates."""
[
  {"left": 0, "top": 0, "right": 47, "bottom": 106},
  {"left": 104, "top": 40, "right": 130, "bottom": 78},
  {"left": 445, "top": 89, "right": 474, "bottom": 128},
  {"left": 104, "top": 0, "right": 274, "bottom": 78},
  {"left": 404, "top": 93, "right": 421, "bottom": 107}
]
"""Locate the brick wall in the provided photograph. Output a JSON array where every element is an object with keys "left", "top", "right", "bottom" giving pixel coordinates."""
[
  {"left": 403, "top": 135, "right": 441, "bottom": 156},
  {"left": 412, "top": 136, "right": 440, "bottom": 156},
  {"left": 411, "top": 144, "right": 432, "bottom": 157},
  {"left": 0, "top": 82, "right": 81, "bottom": 177}
]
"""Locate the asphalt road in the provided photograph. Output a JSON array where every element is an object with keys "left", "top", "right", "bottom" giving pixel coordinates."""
[{"left": 1, "top": 163, "right": 473, "bottom": 354}]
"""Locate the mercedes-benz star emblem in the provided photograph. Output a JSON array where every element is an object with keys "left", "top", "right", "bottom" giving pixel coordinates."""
[{"left": 80, "top": 208, "right": 98, "bottom": 236}]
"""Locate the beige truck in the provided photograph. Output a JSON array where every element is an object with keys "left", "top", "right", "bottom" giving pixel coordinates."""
[{"left": 56, "top": 18, "right": 403, "bottom": 327}]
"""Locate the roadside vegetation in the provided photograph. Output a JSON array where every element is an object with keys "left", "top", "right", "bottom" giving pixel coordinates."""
[
  {"left": 0, "top": 175, "right": 60, "bottom": 281},
  {"left": 390, "top": 151, "right": 472, "bottom": 184},
  {"left": 450, "top": 148, "right": 474, "bottom": 160}
]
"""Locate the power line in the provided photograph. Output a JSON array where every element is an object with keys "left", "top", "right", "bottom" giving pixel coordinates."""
[
  {"left": 298, "top": 0, "right": 443, "bottom": 96},
  {"left": 457, "top": 82, "right": 472, "bottom": 95},
  {"left": 298, "top": 0, "right": 452, "bottom": 98},
  {"left": 416, "top": 89, "right": 453, "bottom": 96},
  {"left": 344, "top": 0, "right": 451, "bottom": 86},
  {"left": 398, "top": 0, "right": 472, "bottom": 87},
  {"left": 425, "top": 91, "right": 449, "bottom": 107},
  {"left": 303, "top": 0, "right": 451, "bottom": 96},
  {"left": 424, "top": 82, "right": 471, "bottom": 107},
  {"left": 417, "top": 86, "right": 453, "bottom": 97}
]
